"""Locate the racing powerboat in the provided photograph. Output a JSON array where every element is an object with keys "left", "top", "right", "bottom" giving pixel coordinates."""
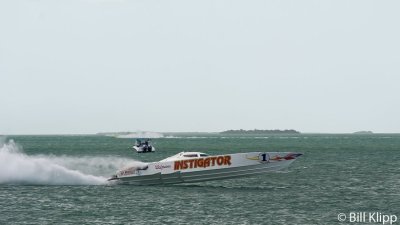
[
  {"left": 133, "top": 139, "right": 155, "bottom": 153},
  {"left": 108, "top": 151, "right": 302, "bottom": 184}
]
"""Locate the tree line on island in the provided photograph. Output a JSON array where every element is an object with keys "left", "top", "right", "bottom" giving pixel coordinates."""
[{"left": 220, "top": 129, "right": 300, "bottom": 134}]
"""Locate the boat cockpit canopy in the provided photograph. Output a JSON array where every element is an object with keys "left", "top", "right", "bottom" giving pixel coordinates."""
[
  {"left": 159, "top": 152, "right": 209, "bottom": 162},
  {"left": 182, "top": 153, "right": 209, "bottom": 158},
  {"left": 136, "top": 138, "right": 151, "bottom": 146}
]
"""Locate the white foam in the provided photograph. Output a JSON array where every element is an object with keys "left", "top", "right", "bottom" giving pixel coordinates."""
[
  {"left": 114, "top": 131, "right": 164, "bottom": 139},
  {"left": 0, "top": 139, "right": 138, "bottom": 185}
]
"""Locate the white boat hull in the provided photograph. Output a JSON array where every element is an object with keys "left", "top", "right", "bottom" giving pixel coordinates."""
[
  {"left": 111, "top": 152, "right": 302, "bottom": 185},
  {"left": 133, "top": 146, "right": 155, "bottom": 153}
]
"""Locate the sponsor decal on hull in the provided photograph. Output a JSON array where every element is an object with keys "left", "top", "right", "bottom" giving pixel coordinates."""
[
  {"left": 154, "top": 164, "right": 171, "bottom": 170},
  {"left": 246, "top": 153, "right": 301, "bottom": 162},
  {"left": 174, "top": 155, "right": 232, "bottom": 170},
  {"left": 270, "top": 153, "right": 302, "bottom": 161}
]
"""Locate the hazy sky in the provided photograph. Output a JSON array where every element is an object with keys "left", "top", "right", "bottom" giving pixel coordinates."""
[{"left": 1, "top": 0, "right": 399, "bottom": 134}]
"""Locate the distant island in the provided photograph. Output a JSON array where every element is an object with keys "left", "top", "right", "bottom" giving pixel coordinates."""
[
  {"left": 353, "top": 131, "right": 373, "bottom": 134},
  {"left": 220, "top": 129, "right": 300, "bottom": 134}
]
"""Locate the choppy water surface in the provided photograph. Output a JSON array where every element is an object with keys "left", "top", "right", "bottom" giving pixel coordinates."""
[{"left": 0, "top": 135, "right": 399, "bottom": 224}]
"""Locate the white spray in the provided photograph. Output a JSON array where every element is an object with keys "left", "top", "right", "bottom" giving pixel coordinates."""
[{"left": 0, "top": 139, "right": 139, "bottom": 185}]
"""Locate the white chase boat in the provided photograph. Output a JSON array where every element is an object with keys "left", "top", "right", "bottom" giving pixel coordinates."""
[
  {"left": 108, "top": 151, "right": 302, "bottom": 185},
  {"left": 133, "top": 139, "right": 155, "bottom": 153}
]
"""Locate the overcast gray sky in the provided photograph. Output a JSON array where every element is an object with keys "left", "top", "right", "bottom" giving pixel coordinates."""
[{"left": 1, "top": 0, "right": 399, "bottom": 134}]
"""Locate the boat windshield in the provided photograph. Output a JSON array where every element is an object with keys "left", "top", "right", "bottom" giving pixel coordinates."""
[
  {"left": 183, "top": 153, "right": 209, "bottom": 157},
  {"left": 159, "top": 152, "right": 210, "bottom": 162},
  {"left": 183, "top": 154, "right": 198, "bottom": 157}
]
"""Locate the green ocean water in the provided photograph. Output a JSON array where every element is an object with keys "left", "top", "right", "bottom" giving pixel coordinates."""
[{"left": 0, "top": 134, "right": 399, "bottom": 225}]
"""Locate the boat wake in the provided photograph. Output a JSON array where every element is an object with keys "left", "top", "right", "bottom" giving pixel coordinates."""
[
  {"left": 0, "top": 139, "right": 138, "bottom": 185},
  {"left": 114, "top": 131, "right": 164, "bottom": 139}
]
